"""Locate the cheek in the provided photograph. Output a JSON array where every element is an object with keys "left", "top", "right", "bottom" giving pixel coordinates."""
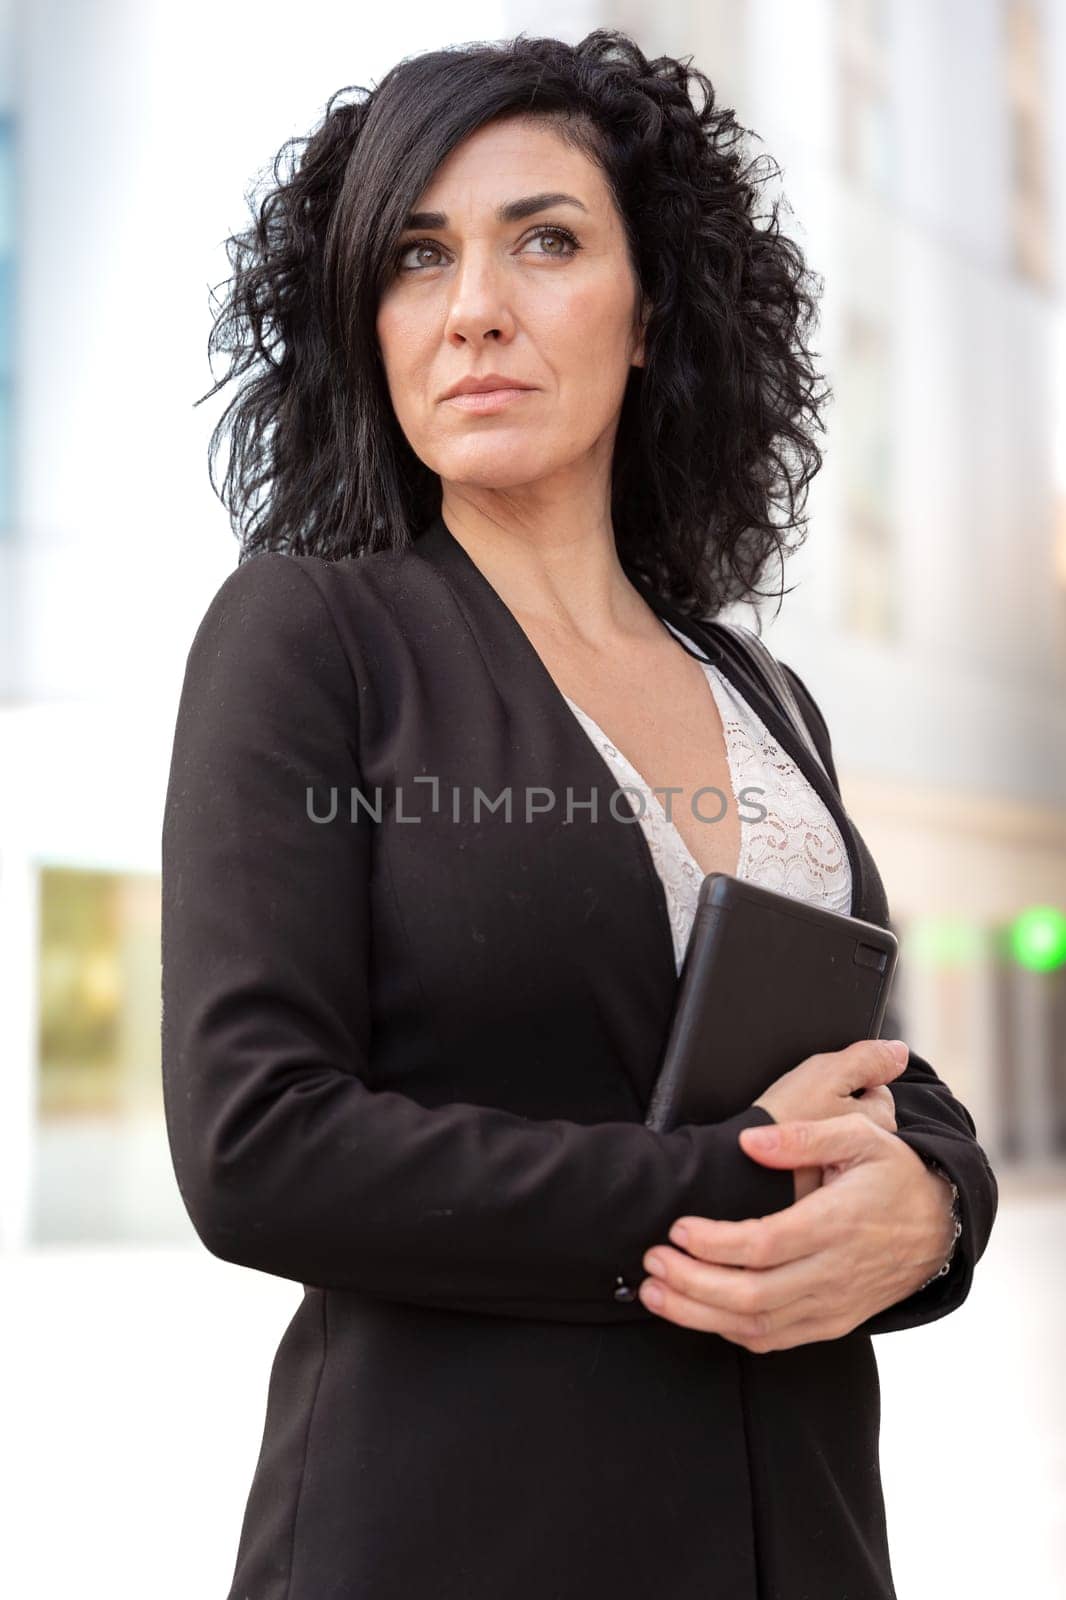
[
  {"left": 376, "top": 303, "right": 423, "bottom": 381},
  {"left": 541, "top": 291, "right": 640, "bottom": 422},
  {"left": 540, "top": 282, "right": 638, "bottom": 388},
  {"left": 376, "top": 314, "right": 432, "bottom": 425}
]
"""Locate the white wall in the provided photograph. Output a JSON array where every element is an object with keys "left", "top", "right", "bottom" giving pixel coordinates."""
[{"left": 10, "top": 0, "right": 509, "bottom": 708}]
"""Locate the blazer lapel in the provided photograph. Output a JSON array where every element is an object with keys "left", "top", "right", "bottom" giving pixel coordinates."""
[
  {"left": 413, "top": 510, "right": 867, "bottom": 947},
  {"left": 623, "top": 570, "right": 867, "bottom": 920},
  {"left": 413, "top": 512, "right": 680, "bottom": 1001}
]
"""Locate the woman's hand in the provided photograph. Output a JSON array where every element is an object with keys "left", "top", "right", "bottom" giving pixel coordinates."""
[
  {"left": 753, "top": 1038, "right": 908, "bottom": 1202},
  {"left": 638, "top": 1112, "right": 960, "bottom": 1349}
]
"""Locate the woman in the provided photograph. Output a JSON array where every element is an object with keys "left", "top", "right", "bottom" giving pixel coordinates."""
[{"left": 162, "top": 29, "right": 998, "bottom": 1600}]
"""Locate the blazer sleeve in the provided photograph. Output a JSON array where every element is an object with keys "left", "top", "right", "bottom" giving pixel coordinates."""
[
  {"left": 781, "top": 660, "right": 1000, "bottom": 1335},
  {"left": 161, "top": 552, "right": 797, "bottom": 1324}
]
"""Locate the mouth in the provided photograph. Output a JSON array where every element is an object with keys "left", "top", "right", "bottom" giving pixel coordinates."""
[{"left": 442, "top": 388, "right": 535, "bottom": 414}]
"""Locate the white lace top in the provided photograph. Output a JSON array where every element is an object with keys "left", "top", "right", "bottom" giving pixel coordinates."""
[{"left": 562, "top": 619, "right": 853, "bottom": 972}]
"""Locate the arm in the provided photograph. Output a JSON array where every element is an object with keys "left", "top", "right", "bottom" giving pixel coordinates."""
[
  {"left": 780, "top": 661, "right": 999, "bottom": 1333},
  {"left": 161, "top": 554, "right": 795, "bottom": 1324}
]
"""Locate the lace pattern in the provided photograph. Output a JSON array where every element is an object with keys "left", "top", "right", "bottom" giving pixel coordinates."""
[{"left": 562, "top": 621, "right": 852, "bottom": 972}]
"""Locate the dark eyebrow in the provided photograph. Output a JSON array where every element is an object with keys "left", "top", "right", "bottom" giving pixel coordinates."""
[{"left": 400, "top": 192, "right": 590, "bottom": 230}]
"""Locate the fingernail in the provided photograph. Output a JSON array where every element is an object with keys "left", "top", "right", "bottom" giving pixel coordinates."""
[
  {"left": 885, "top": 1039, "right": 908, "bottom": 1064},
  {"left": 747, "top": 1127, "right": 779, "bottom": 1148}
]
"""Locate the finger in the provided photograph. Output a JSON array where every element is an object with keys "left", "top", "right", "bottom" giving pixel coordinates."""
[
  {"left": 843, "top": 1038, "right": 909, "bottom": 1093},
  {"left": 851, "top": 1084, "right": 897, "bottom": 1132},
  {"left": 876, "top": 1086, "right": 898, "bottom": 1133},
  {"left": 637, "top": 1274, "right": 801, "bottom": 1341},
  {"left": 642, "top": 1242, "right": 828, "bottom": 1319},
  {"left": 741, "top": 1308, "right": 856, "bottom": 1354},
  {"left": 668, "top": 1189, "right": 839, "bottom": 1269},
  {"left": 739, "top": 1111, "right": 879, "bottom": 1173},
  {"left": 639, "top": 1271, "right": 842, "bottom": 1347}
]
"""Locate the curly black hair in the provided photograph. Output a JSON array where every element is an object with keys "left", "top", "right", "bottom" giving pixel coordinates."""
[{"left": 200, "top": 28, "right": 832, "bottom": 621}]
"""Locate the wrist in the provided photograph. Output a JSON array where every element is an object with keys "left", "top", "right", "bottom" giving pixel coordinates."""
[{"left": 915, "top": 1156, "right": 963, "bottom": 1291}]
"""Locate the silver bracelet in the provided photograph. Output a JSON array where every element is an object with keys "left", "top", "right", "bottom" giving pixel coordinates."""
[{"left": 916, "top": 1156, "right": 963, "bottom": 1292}]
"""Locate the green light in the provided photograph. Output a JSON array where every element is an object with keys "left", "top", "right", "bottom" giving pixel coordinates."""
[{"left": 1008, "top": 905, "right": 1066, "bottom": 972}]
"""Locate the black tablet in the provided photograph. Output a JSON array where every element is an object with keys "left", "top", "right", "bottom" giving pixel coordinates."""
[{"left": 644, "top": 872, "right": 899, "bottom": 1134}]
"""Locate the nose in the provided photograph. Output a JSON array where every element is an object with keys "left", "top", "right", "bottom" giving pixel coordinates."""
[{"left": 444, "top": 247, "right": 516, "bottom": 345}]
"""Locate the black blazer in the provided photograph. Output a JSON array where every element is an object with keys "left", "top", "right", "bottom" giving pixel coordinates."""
[{"left": 161, "top": 510, "right": 998, "bottom": 1600}]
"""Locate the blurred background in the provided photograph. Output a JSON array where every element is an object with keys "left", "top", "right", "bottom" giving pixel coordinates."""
[{"left": 1, "top": 0, "right": 1064, "bottom": 1594}]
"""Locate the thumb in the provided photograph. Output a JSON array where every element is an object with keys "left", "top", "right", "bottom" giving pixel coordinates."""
[{"left": 738, "top": 1113, "right": 876, "bottom": 1168}]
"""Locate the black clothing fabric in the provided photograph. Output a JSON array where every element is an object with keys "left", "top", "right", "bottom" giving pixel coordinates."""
[{"left": 161, "top": 511, "right": 998, "bottom": 1599}]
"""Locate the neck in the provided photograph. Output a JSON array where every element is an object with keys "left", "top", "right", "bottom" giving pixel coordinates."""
[{"left": 437, "top": 496, "right": 647, "bottom": 644}]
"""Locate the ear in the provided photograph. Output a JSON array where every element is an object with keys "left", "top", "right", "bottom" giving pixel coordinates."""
[{"left": 631, "top": 292, "right": 652, "bottom": 369}]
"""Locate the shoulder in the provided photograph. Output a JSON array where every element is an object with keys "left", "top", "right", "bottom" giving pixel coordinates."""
[
  {"left": 200, "top": 544, "right": 421, "bottom": 608},
  {"left": 186, "top": 546, "right": 418, "bottom": 665},
  {"left": 195, "top": 548, "right": 398, "bottom": 625},
  {"left": 170, "top": 553, "right": 388, "bottom": 787},
  {"left": 180, "top": 553, "right": 341, "bottom": 688},
  {"left": 175, "top": 554, "right": 366, "bottom": 731},
  {"left": 179, "top": 544, "right": 445, "bottom": 733},
  {"left": 195, "top": 550, "right": 328, "bottom": 626},
  {"left": 211, "top": 542, "right": 446, "bottom": 628}
]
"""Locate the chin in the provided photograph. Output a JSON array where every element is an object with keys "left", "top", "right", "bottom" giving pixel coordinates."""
[{"left": 431, "top": 441, "right": 567, "bottom": 490}]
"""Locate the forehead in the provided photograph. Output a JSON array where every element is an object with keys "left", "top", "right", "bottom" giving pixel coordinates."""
[{"left": 413, "top": 116, "right": 607, "bottom": 210}]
